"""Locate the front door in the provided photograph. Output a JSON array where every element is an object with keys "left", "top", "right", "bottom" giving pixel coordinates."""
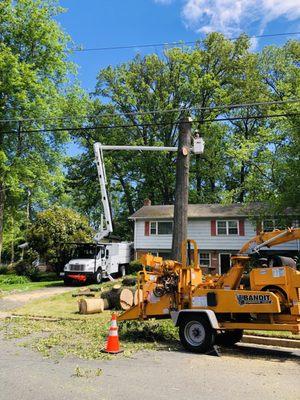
[{"left": 220, "top": 253, "right": 231, "bottom": 274}]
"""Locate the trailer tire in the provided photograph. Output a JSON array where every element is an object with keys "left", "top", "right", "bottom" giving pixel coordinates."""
[
  {"left": 94, "top": 269, "right": 102, "bottom": 284},
  {"left": 216, "top": 329, "right": 244, "bottom": 347},
  {"left": 179, "top": 315, "right": 215, "bottom": 353}
]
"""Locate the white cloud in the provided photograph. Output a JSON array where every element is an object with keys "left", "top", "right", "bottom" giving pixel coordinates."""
[{"left": 181, "top": 0, "right": 300, "bottom": 35}]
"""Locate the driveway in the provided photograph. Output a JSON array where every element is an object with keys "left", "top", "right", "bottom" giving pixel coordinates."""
[
  {"left": 0, "top": 331, "right": 299, "bottom": 400},
  {"left": 0, "top": 286, "right": 74, "bottom": 316}
]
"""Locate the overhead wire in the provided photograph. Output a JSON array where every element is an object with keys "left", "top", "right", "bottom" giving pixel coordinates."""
[
  {"left": 70, "top": 31, "right": 300, "bottom": 52},
  {"left": 0, "top": 98, "right": 299, "bottom": 124},
  {"left": 2, "top": 112, "right": 299, "bottom": 135}
]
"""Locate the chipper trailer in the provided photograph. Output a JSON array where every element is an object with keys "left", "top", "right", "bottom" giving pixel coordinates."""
[{"left": 118, "top": 228, "right": 300, "bottom": 352}]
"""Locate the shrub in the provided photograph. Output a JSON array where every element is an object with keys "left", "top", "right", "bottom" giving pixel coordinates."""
[
  {"left": 127, "top": 260, "right": 142, "bottom": 275},
  {"left": 14, "top": 260, "right": 40, "bottom": 281},
  {"left": 0, "top": 265, "right": 8, "bottom": 275},
  {"left": 1, "top": 275, "right": 30, "bottom": 285}
]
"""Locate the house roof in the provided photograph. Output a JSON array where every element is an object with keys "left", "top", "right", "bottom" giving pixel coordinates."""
[{"left": 129, "top": 203, "right": 297, "bottom": 220}]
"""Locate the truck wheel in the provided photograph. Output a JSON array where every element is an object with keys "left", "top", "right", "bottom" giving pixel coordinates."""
[
  {"left": 179, "top": 315, "right": 215, "bottom": 353},
  {"left": 63, "top": 276, "right": 73, "bottom": 286},
  {"left": 94, "top": 269, "right": 102, "bottom": 284},
  {"left": 216, "top": 329, "right": 244, "bottom": 347}
]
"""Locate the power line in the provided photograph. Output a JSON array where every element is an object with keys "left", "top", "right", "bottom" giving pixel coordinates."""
[
  {"left": 71, "top": 31, "right": 300, "bottom": 52},
  {"left": 3, "top": 112, "right": 299, "bottom": 135},
  {"left": 1, "top": 98, "right": 299, "bottom": 124}
]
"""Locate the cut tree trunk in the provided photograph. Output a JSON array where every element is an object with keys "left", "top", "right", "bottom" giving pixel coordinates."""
[
  {"left": 133, "top": 288, "right": 143, "bottom": 305},
  {"left": 101, "top": 285, "right": 134, "bottom": 310},
  {"left": 78, "top": 298, "right": 109, "bottom": 314}
]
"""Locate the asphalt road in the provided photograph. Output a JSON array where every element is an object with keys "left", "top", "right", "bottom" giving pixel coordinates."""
[{"left": 0, "top": 332, "right": 299, "bottom": 400}]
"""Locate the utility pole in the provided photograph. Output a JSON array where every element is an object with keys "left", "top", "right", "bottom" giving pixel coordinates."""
[{"left": 171, "top": 116, "right": 192, "bottom": 261}]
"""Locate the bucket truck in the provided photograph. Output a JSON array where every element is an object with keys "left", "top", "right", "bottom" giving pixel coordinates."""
[{"left": 61, "top": 143, "right": 133, "bottom": 285}]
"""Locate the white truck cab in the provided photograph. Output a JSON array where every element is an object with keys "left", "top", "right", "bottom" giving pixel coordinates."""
[{"left": 62, "top": 242, "right": 133, "bottom": 284}]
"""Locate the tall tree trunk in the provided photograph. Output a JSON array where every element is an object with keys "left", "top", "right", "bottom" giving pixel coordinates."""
[
  {"left": 238, "top": 162, "right": 246, "bottom": 202},
  {"left": 0, "top": 183, "right": 5, "bottom": 264},
  {"left": 171, "top": 117, "right": 192, "bottom": 261}
]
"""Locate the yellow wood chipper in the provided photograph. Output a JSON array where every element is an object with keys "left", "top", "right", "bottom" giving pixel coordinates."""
[{"left": 118, "top": 228, "right": 300, "bottom": 352}]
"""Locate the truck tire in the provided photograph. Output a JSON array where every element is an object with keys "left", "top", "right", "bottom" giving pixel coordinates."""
[
  {"left": 216, "top": 329, "right": 244, "bottom": 347},
  {"left": 179, "top": 315, "right": 215, "bottom": 353},
  {"left": 63, "top": 276, "right": 73, "bottom": 286},
  {"left": 94, "top": 269, "right": 102, "bottom": 284}
]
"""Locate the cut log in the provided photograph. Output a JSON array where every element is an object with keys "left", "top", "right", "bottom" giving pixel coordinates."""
[
  {"left": 101, "top": 287, "right": 134, "bottom": 310},
  {"left": 133, "top": 288, "right": 143, "bottom": 306},
  {"left": 78, "top": 298, "right": 109, "bottom": 314},
  {"left": 119, "top": 288, "right": 134, "bottom": 310}
]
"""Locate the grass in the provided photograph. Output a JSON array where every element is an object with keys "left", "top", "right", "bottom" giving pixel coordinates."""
[
  {"left": 0, "top": 280, "right": 179, "bottom": 359},
  {"left": 245, "top": 330, "right": 300, "bottom": 340},
  {"left": 0, "top": 279, "right": 298, "bottom": 360},
  {"left": 0, "top": 273, "right": 63, "bottom": 295}
]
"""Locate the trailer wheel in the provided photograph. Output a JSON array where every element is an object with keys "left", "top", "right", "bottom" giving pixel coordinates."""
[
  {"left": 216, "top": 329, "right": 244, "bottom": 347},
  {"left": 179, "top": 315, "right": 215, "bottom": 353},
  {"left": 94, "top": 269, "right": 102, "bottom": 284}
]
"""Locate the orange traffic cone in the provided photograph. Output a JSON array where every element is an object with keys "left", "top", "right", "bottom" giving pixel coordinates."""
[{"left": 102, "top": 313, "right": 123, "bottom": 354}]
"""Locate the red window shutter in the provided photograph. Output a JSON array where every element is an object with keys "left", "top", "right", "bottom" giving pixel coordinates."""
[
  {"left": 239, "top": 220, "right": 245, "bottom": 236},
  {"left": 144, "top": 221, "right": 150, "bottom": 236},
  {"left": 211, "top": 220, "right": 216, "bottom": 236}
]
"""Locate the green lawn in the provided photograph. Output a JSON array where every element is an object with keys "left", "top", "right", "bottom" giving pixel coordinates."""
[
  {"left": 0, "top": 283, "right": 298, "bottom": 360},
  {"left": 0, "top": 273, "right": 63, "bottom": 295},
  {"left": 1, "top": 284, "right": 179, "bottom": 359}
]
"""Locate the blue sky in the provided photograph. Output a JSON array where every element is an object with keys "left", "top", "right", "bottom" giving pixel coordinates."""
[{"left": 57, "top": 0, "right": 300, "bottom": 92}]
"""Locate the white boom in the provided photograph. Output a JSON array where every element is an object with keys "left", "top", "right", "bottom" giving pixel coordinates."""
[
  {"left": 93, "top": 137, "right": 205, "bottom": 241},
  {"left": 93, "top": 143, "right": 113, "bottom": 242}
]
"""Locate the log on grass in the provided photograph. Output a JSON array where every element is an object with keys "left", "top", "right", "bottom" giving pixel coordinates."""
[
  {"left": 78, "top": 298, "right": 109, "bottom": 314},
  {"left": 101, "top": 285, "right": 134, "bottom": 310},
  {"left": 133, "top": 288, "right": 143, "bottom": 305}
]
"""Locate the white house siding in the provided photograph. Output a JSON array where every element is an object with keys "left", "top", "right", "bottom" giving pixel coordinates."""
[{"left": 134, "top": 219, "right": 299, "bottom": 252}]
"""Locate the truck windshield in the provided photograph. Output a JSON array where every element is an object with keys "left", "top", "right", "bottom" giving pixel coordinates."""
[{"left": 72, "top": 244, "right": 97, "bottom": 259}]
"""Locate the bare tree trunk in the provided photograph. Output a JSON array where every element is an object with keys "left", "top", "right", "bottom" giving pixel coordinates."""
[
  {"left": 171, "top": 117, "right": 192, "bottom": 261},
  {"left": 238, "top": 162, "right": 246, "bottom": 202},
  {"left": 0, "top": 183, "right": 5, "bottom": 264}
]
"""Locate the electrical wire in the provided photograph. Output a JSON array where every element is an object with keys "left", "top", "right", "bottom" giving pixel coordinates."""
[
  {"left": 71, "top": 31, "right": 300, "bottom": 52},
  {"left": 1, "top": 98, "right": 299, "bottom": 124},
  {"left": 2, "top": 112, "right": 299, "bottom": 135}
]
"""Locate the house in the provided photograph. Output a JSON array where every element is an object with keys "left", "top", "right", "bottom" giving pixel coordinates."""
[{"left": 129, "top": 200, "right": 299, "bottom": 274}]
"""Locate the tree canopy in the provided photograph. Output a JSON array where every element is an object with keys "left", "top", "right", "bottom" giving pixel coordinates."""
[{"left": 0, "top": 1, "right": 299, "bottom": 260}]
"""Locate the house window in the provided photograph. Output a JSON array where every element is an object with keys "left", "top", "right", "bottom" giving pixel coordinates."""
[
  {"left": 199, "top": 253, "right": 210, "bottom": 267},
  {"left": 150, "top": 222, "right": 157, "bottom": 235},
  {"left": 149, "top": 221, "right": 173, "bottom": 235},
  {"left": 262, "top": 219, "right": 286, "bottom": 232},
  {"left": 217, "top": 220, "right": 238, "bottom": 235}
]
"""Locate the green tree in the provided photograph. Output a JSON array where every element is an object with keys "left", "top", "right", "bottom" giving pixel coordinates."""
[
  {"left": 0, "top": 0, "right": 89, "bottom": 262},
  {"left": 27, "top": 207, "right": 94, "bottom": 272},
  {"left": 68, "top": 34, "right": 254, "bottom": 236}
]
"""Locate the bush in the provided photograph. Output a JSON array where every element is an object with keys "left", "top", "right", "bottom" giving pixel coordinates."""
[
  {"left": 0, "top": 265, "right": 8, "bottom": 275},
  {"left": 27, "top": 207, "right": 94, "bottom": 273},
  {"left": 127, "top": 260, "right": 142, "bottom": 275},
  {"left": 14, "top": 260, "right": 40, "bottom": 281},
  {"left": 1, "top": 275, "right": 30, "bottom": 285}
]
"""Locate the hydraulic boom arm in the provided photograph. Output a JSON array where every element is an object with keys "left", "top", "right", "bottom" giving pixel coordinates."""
[
  {"left": 239, "top": 227, "right": 300, "bottom": 254},
  {"left": 93, "top": 143, "right": 113, "bottom": 242}
]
